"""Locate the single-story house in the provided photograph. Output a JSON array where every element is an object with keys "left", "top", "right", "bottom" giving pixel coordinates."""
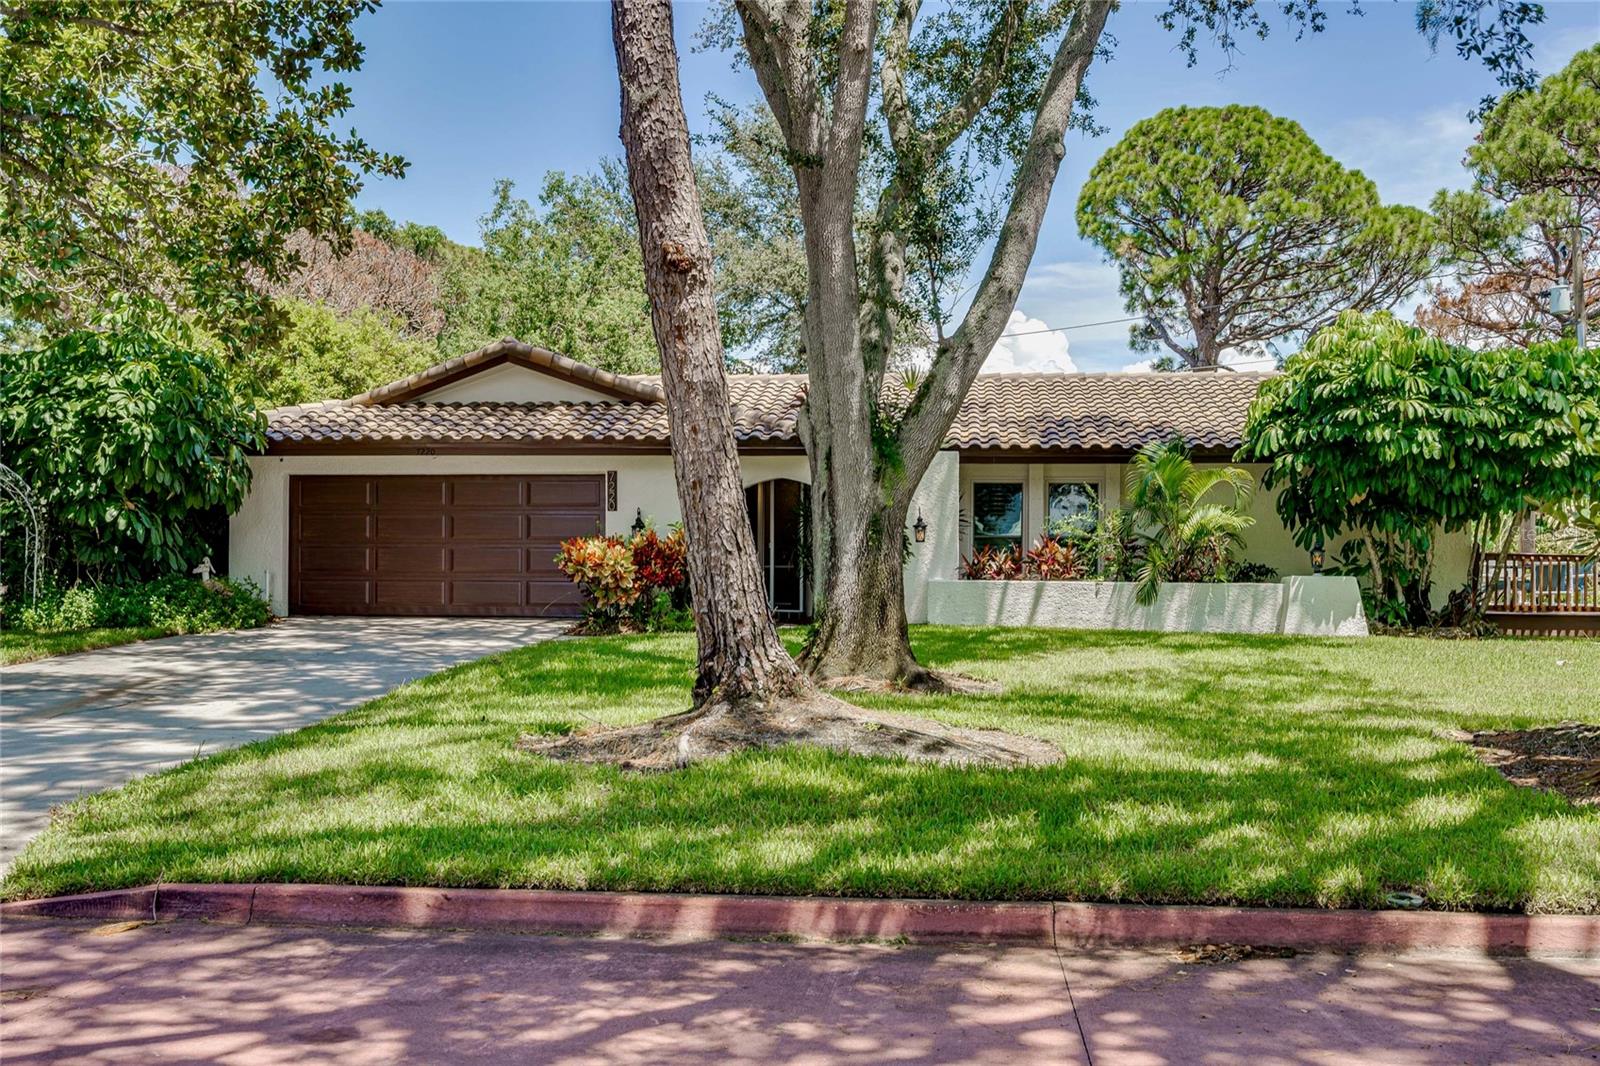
[{"left": 230, "top": 338, "right": 1471, "bottom": 628}]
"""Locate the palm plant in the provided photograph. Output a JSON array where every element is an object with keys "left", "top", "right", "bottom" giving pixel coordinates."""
[{"left": 1123, "top": 439, "right": 1256, "bottom": 605}]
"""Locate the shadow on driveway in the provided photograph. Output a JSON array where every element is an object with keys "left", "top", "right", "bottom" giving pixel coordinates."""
[{"left": 0, "top": 618, "right": 563, "bottom": 867}]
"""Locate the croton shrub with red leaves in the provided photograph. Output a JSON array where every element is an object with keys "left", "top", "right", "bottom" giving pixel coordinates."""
[{"left": 555, "top": 527, "right": 690, "bottom": 630}]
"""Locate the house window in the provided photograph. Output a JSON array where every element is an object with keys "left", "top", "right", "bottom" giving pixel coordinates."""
[
  {"left": 1046, "top": 481, "right": 1099, "bottom": 535},
  {"left": 972, "top": 482, "right": 1024, "bottom": 551}
]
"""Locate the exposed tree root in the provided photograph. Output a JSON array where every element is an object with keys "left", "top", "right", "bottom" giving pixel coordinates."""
[
  {"left": 520, "top": 691, "right": 1057, "bottom": 771},
  {"left": 819, "top": 668, "right": 1002, "bottom": 696}
]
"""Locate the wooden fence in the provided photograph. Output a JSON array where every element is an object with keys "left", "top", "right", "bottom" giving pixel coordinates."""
[{"left": 1479, "top": 552, "right": 1599, "bottom": 635}]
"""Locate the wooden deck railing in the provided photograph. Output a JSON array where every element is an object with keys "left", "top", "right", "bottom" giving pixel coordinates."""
[{"left": 1479, "top": 552, "right": 1599, "bottom": 613}]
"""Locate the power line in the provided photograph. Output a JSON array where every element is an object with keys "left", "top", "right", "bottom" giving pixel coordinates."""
[{"left": 995, "top": 269, "right": 1471, "bottom": 341}]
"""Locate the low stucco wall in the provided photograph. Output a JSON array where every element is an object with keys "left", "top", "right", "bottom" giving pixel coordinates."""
[{"left": 925, "top": 575, "right": 1367, "bottom": 637}]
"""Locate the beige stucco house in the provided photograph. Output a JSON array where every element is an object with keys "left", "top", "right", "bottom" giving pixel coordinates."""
[{"left": 230, "top": 338, "right": 1472, "bottom": 629}]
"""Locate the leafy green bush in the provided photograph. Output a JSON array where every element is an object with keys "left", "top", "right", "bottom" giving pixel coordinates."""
[
  {"left": 1240, "top": 311, "right": 1600, "bottom": 625},
  {"left": 7, "top": 576, "right": 270, "bottom": 634},
  {"left": 0, "top": 300, "right": 263, "bottom": 582}
]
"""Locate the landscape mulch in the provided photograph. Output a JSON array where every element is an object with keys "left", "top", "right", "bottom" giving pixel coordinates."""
[{"left": 1459, "top": 722, "right": 1600, "bottom": 806}]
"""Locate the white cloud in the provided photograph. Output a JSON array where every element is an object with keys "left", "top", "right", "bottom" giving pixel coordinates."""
[
  {"left": 1321, "top": 107, "right": 1476, "bottom": 208},
  {"left": 982, "top": 310, "right": 1078, "bottom": 374},
  {"left": 1119, "top": 357, "right": 1156, "bottom": 373}
]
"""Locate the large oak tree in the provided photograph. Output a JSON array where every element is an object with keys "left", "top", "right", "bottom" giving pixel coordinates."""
[
  {"left": 525, "top": 0, "right": 1057, "bottom": 769},
  {"left": 716, "top": 0, "right": 1545, "bottom": 688}
]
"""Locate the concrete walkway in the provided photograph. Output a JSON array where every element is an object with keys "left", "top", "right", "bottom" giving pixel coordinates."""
[
  {"left": 0, "top": 618, "right": 564, "bottom": 868},
  {"left": 1, "top": 919, "right": 1596, "bottom": 1064}
]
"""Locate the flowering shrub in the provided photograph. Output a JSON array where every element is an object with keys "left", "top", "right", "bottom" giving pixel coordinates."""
[{"left": 555, "top": 526, "right": 691, "bottom": 631}]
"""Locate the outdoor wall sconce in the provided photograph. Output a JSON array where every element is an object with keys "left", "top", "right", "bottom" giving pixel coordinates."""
[
  {"left": 1311, "top": 539, "right": 1325, "bottom": 574},
  {"left": 913, "top": 511, "right": 927, "bottom": 544},
  {"left": 631, "top": 507, "right": 647, "bottom": 535}
]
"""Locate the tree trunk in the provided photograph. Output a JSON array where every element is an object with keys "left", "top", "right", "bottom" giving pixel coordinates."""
[
  {"left": 800, "top": 473, "right": 927, "bottom": 686},
  {"left": 609, "top": 0, "right": 803, "bottom": 707},
  {"left": 524, "top": 0, "right": 1056, "bottom": 770},
  {"left": 774, "top": 0, "right": 1110, "bottom": 689}
]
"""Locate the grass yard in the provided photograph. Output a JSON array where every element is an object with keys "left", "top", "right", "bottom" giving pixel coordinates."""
[
  {"left": 1, "top": 626, "right": 171, "bottom": 665},
  {"left": 5, "top": 628, "right": 1598, "bottom": 912}
]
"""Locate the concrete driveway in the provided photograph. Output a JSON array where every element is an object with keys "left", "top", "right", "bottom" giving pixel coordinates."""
[{"left": 0, "top": 617, "right": 564, "bottom": 869}]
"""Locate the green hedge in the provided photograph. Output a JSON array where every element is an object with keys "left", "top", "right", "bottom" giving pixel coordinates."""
[{"left": 5, "top": 576, "right": 270, "bottom": 634}]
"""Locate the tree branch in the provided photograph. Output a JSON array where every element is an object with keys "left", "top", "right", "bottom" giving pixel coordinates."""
[{"left": 896, "top": 0, "right": 1110, "bottom": 488}]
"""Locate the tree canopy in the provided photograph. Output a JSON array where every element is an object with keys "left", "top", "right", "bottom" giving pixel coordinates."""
[
  {"left": 256, "top": 299, "right": 439, "bottom": 409},
  {"left": 1240, "top": 311, "right": 1600, "bottom": 623},
  {"left": 1422, "top": 44, "right": 1600, "bottom": 347},
  {"left": 0, "top": 298, "right": 262, "bottom": 581},
  {"left": 0, "top": 0, "right": 405, "bottom": 350},
  {"left": 1077, "top": 104, "right": 1437, "bottom": 368}
]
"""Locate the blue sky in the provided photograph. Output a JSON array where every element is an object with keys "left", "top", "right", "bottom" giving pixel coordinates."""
[{"left": 342, "top": 1, "right": 1598, "bottom": 372}]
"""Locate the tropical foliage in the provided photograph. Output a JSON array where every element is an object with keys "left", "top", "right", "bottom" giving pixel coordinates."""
[
  {"left": 556, "top": 527, "right": 691, "bottom": 631},
  {"left": 1422, "top": 45, "right": 1599, "bottom": 346},
  {"left": 0, "top": 300, "right": 262, "bottom": 582},
  {"left": 1239, "top": 311, "right": 1600, "bottom": 624},
  {"left": 1077, "top": 105, "right": 1436, "bottom": 369},
  {"left": 0, "top": 0, "right": 405, "bottom": 350},
  {"left": 1122, "top": 440, "right": 1255, "bottom": 604},
  {"left": 436, "top": 172, "right": 659, "bottom": 373}
]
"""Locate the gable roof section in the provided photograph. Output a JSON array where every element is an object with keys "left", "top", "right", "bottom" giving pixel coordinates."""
[
  {"left": 265, "top": 341, "right": 1268, "bottom": 456},
  {"left": 350, "top": 338, "right": 666, "bottom": 405}
]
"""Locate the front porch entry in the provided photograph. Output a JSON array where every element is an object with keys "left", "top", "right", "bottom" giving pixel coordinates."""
[{"left": 746, "top": 478, "right": 811, "bottom": 622}]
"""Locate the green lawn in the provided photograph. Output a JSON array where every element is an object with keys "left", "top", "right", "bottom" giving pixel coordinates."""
[
  {"left": 1, "top": 626, "right": 171, "bottom": 665},
  {"left": 5, "top": 628, "right": 1598, "bottom": 912}
]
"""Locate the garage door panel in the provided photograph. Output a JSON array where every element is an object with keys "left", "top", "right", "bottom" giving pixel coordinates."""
[
  {"left": 376, "top": 479, "right": 448, "bottom": 508},
  {"left": 291, "top": 474, "right": 602, "bottom": 617},
  {"left": 377, "top": 545, "right": 447, "bottom": 574},
  {"left": 374, "top": 580, "right": 448, "bottom": 608},
  {"left": 298, "top": 545, "right": 372, "bottom": 573},
  {"left": 451, "top": 546, "right": 525, "bottom": 573},
  {"left": 450, "top": 511, "right": 524, "bottom": 541},
  {"left": 377, "top": 512, "right": 448, "bottom": 541},
  {"left": 298, "top": 512, "right": 373, "bottom": 543},
  {"left": 527, "top": 478, "right": 605, "bottom": 507},
  {"left": 530, "top": 512, "right": 605, "bottom": 540},
  {"left": 526, "top": 545, "right": 565, "bottom": 573},
  {"left": 298, "top": 478, "right": 374, "bottom": 509},
  {"left": 527, "top": 579, "right": 583, "bottom": 611},
  {"left": 450, "top": 479, "right": 525, "bottom": 508},
  {"left": 449, "top": 580, "right": 526, "bottom": 607},
  {"left": 298, "top": 578, "right": 372, "bottom": 610}
]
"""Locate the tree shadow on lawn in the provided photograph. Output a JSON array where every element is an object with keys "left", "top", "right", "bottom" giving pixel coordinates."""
[{"left": 6, "top": 632, "right": 1597, "bottom": 913}]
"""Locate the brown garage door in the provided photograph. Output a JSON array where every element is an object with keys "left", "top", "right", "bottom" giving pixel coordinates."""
[{"left": 289, "top": 475, "right": 604, "bottom": 617}]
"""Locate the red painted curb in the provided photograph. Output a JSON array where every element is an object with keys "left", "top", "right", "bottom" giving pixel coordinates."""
[
  {"left": 4, "top": 885, "right": 1597, "bottom": 957},
  {"left": 1053, "top": 902, "right": 1600, "bottom": 957},
  {"left": 245, "top": 884, "right": 1055, "bottom": 943}
]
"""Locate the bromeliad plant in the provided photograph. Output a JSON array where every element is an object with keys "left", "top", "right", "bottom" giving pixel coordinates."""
[{"left": 1123, "top": 439, "right": 1255, "bottom": 605}]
